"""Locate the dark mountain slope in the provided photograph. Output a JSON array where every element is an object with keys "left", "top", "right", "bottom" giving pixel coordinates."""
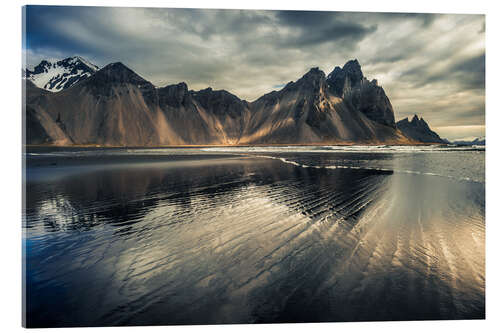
[
  {"left": 23, "top": 80, "right": 72, "bottom": 145},
  {"left": 396, "top": 115, "right": 445, "bottom": 143},
  {"left": 25, "top": 63, "right": 252, "bottom": 145},
  {"left": 27, "top": 63, "right": 161, "bottom": 146},
  {"left": 326, "top": 59, "right": 396, "bottom": 128},
  {"left": 241, "top": 67, "right": 408, "bottom": 144}
]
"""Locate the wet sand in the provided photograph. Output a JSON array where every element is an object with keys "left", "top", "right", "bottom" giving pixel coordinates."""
[{"left": 23, "top": 150, "right": 485, "bottom": 327}]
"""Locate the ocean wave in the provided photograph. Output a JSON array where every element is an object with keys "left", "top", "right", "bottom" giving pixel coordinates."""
[
  {"left": 201, "top": 145, "right": 485, "bottom": 153},
  {"left": 255, "top": 155, "right": 482, "bottom": 184}
]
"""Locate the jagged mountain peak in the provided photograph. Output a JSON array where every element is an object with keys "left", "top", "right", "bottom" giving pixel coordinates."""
[
  {"left": 194, "top": 87, "right": 241, "bottom": 99},
  {"left": 325, "top": 59, "right": 395, "bottom": 128},
  {"left": 192, "top": 86, "right": 249, "bottom": 119},
  {"left": 174, "top": 81, "right": 189, "bottom": 90},
  {"left": 300, "top": 67, "right": 326, "bottom": 84},
  {"left": 99, "top": 62, "right": 137, "bottom": 76},
  {"left": 89, "top": 62, "right": 152, "bottom": 87},
  {"left": 327, "top": 59, "right": 363, "bottom": 79},
  {"left": 280, "top": 67, "right": 327, "bottom": 94},
  {"left": 397, "top": 114, "right": 443, "bottom": 143},
  {"left": 159, "top": 82, "right": 189, "bottom": 93},
  {"left": 58, "top": 56, "right": 99, "bottom": 72},
  {"left": 326, "top": 59, "right": 365, "bottom": 96},
  {"left": 400, "top": 115, "right": 429, "bottom": 127},
  {"left": 410, "top": 115, "right": 431, "bottom": 129},
  {"left": 342, "top": 59, "right": 361, "bottom": 70},
  {"left": 304, "top": 67, "right": 325, "bottom": 76},
  {"left": 71, "top": 56, "right": 99, "bottom": 71},
  {"left": 105, "top": 61, "right": 127, "bottom": 69},
  {"left": 341, "top": 59, "right": 364, "bottom": 82},
  {"left": 327, "top": 66, "right": 342, "bottom": 80},
  {"left": 157, "top": 82, "right": 192, "bottom": 109},
  {"left": 25, "top": 56, "right": 99, "bottom": 92}
]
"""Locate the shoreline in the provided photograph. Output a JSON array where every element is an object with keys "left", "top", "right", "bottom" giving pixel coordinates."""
[
  {"left": 25, "top": 152, "right": 248, "bottom": 169},
  {"left": 24, "top": 142, "right": 446, "bottom": 149}
]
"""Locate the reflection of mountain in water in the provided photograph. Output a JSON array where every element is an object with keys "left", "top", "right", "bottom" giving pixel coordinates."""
[
  {"left": 24, "top": 155, "right": 484, "bottom": 327},
  {"left": 25, "top": 158, "right": 391, "bottom": 235}
]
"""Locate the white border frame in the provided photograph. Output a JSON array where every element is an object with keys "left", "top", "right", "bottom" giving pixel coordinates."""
[{"left": 3, "top": 1, "right": 498, "bottom": 332}]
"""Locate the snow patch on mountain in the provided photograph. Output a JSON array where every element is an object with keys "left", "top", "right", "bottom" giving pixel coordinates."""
[{"left": 25, "top": 56, "right": 99, "bottom": 92}]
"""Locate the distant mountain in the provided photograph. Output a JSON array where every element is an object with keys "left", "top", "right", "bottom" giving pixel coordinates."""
[
  {"left": 25, "top": 56, "right": 98, "bottom": 92},
  {"left": 24, "top": 59, "right": 421, "bottom": 146},
  {"left": 452, "top": 137, "right": 485, "bottom": 146},
  {"left": 396, "top": 115, "right": 445, "bottom": 143}
]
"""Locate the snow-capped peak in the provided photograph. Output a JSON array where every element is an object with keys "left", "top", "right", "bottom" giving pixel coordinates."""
[
  {"left": 24, "top": 56, "right": 99, "bottom": 92},
  {"left": 72, "top": 55, "right": 99, "bottom": 72}
]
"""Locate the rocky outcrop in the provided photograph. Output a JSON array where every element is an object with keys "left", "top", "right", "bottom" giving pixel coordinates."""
[
  {"left": 326, "top": 60, "right": 364, "bottom": 98},
  {"left": 326, "top": 59, "right": 396, "bottom": 128},
  {"left": 396, "top": 115, "right": 445, "bottom": 143}
]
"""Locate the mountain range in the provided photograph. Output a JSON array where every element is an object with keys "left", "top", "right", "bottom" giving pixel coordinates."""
[
  {"left": 450, "top": 137, "right": 485, "bottom": 146},
  {"left": 23, "top": 57, "right": 445, "bottom": 146}
]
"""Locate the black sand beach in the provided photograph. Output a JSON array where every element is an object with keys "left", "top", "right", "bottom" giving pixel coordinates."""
[{"left": 23, "top": 147, "right": 485, "bottom": 327}]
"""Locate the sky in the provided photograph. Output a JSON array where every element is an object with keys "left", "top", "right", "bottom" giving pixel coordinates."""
[{"left": 23, "top": 6, "right": 485, "bottom": 140}]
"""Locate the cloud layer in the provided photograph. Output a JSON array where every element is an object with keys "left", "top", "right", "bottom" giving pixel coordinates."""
[{"left": 24, "top": 6, "right": 485, "bottom": 140}]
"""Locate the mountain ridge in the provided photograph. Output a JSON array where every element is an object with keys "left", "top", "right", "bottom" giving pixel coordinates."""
[
  {"left": 396, "top": 115, "right": 445, "bottom": 143},
  {"left": 450, "top": 137, "right": 485, "bottom": 146},
  {"left": 24, "top": 57, "right": 439, "bottom": 146}
]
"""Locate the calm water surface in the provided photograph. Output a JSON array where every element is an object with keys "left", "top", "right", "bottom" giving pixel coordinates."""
[{"left": 23, "top": 146, "right": 485, "bottom": 327}]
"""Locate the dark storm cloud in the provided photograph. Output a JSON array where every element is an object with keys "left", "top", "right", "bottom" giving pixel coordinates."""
[
  {"left": 400, "top": 52, "right": 485, "bottom": 91},
  {"left": 25, "top": 6, "right": 89, "bottom": 53},
  {"left": 145, "top": 8, "right": 274, "bottom": 40},
  {"left": 275, "top": 11, "right": 376, "bottom": 47},
  {"left": 23, "top": 6, "right": 485, "bottom": 139},
  {"left": 450, "top": 53, "right": 485, "bottom": 90},
  {"left": 25, "top": 6, "right": 138, "bottom": 64},
  {"left": 374, "top": 12, "right": 439, "bottom": 27}
]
